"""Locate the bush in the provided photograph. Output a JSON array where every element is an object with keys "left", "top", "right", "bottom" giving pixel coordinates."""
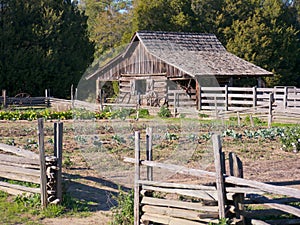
[
  {"left": 137, "top": 108, "right": 150, "bottom": 118},
  {"left": 157, "top": 106, "right": 171, "bottom": 118},
  {"left": 110, "top": 189, "right": 134, "bottom": 225}
]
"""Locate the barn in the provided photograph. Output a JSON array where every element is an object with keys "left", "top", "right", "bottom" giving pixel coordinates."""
[{"left": 87, "top": 31, "right": 272, "bottom": 109}]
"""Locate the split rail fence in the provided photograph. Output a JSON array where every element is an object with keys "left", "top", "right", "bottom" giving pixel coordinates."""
[
  {"left": 124, "top": 130, "right": 300, "bottom": 225},
  {"left": 0, "top": 119, "right": 63, "bottom": 208}
]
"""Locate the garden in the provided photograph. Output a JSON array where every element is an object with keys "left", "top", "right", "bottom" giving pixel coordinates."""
[{"left": 0, "top": 107, "right": 299, "bottom": 224}]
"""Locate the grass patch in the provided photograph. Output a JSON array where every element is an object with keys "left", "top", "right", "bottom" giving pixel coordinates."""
[{"left": 0, "top": 190, "right": 91, "bottom": 225}]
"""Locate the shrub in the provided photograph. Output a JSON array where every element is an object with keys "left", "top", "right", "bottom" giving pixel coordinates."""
[
  {"left": 157, "top": 106, "right": 171, "bottom": 118},
  {"left": 110, "top": 189, "right": 134, "bottom": 225},
  {"left": 137, "top": 108, "right": 150, "bottom": 118}
]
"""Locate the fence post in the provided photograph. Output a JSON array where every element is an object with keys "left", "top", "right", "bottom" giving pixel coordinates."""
[
  {"left": 225, "top": 85, "right": 228, "bottom": 111},
  {"left": 71, "top": 85, "right": 74, "bottom": 109},
  {"left": 268, "top": 93, "right": 274, "bottom": 128},
  {"left": 173, "top": 93, "right": 177, "bottom": 116},
  {"left": 198, "top": 86, "right": 202, "bottom": 110},
  {"left": 214, "top": 96, "right": 219, "bottom": 119},
  {"left": 38, "top": 118, "right": 47, "bottom": 208},
  {"left": 146, "top": 127, "right": 153, "bottom": 181},
  {"left": 283, "top": 87, "right": 288, "bottom": 109},
  {"left": 250, "top": 114, "right": 254, "bottom": 127},
  {"left": 237, "top": 112, "right": 241, "bottom": 126},
  {"left": 253, "top": 86, "right": 257, "bottom": 108},
  {"left": 2, "top": 89, "right": 7, "bottom": 108},
  {"left": 45, "top": 89, "right": 50, "bottom": 107},
  {"left": 54, "top": 122, "right": 63, "bottom": 203},
  {"left": 229, "top": 152, "right": 245, "bottom": 224},
  {"left": 134, "top": 131, "right": 141, "bottom": 225},
  {"left": 212, "top": 134, "right": 226, "bottom": 219}
]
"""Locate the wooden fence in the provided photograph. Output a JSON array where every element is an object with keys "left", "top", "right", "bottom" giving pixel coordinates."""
[
  {"left": 0, "top": 119, "right": 63, "bottom": 208},
  {"left": 198, "top": 86, "right": 300, "bottom": 112},
  {"left": 0, "top": 90, "right": 50, "bottom": 108},
  {"left": 124, "top": 131, "right": 300, "bottom": 225}
]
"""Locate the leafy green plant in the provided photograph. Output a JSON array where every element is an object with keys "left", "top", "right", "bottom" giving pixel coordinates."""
[
  {"left": 137, "top": 108, "right": 150, "bottom": 118},
  {"left": 158, "top": 106, "right": 171, "bottom": 118},
  {"left": 112, "top": 134, "right": 126, "bottom": 144},
  {"left": 280, "top": 126, "right": 300, "bottom": 152},
  {"left": 110, "top": 189, "right": 134, "bottom": 225},
  {"left": 208, "top": 218, "right": 229, "bottom": 225},
  {"left": 199, "top": 113, "right": 209, "bottom": 118},
  {"left": 164, "top": 132, "right": 178, "bottom": 140}
]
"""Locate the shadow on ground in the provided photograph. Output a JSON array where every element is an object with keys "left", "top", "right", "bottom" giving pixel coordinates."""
[{"left": 63, "top": 173, "right": 131, "bottom": 211}]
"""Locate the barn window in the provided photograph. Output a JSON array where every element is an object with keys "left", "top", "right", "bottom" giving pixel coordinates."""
[
  {"left": 136, "top": 79, "right": 147, "bottom": 94},
  {"left": 130, "top": 79, "right": 147, "bottom": 95}
]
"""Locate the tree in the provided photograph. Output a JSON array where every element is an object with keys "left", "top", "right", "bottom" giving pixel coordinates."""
[
  {"left": 224, "top": 0, "right": 300, "bottom": 86},
  {"left": 0, "top": 0, "right": 94, "bottom": 98},
  {"left": 82, "top": 0, "right": 133, "bottom": 58}
]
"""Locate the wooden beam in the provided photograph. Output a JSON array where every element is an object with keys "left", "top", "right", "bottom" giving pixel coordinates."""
[
  {"left": 0, "top": 171, "right": 40, "bottom": 184},
  {"left": 134, "top": 131, "right": 141, "bottom": 225},
  {"left": 0, "top": 153, "right": 39, "bottom": 166},
  {"left": 141, "top": 213, "right": 208, "bottom": 225},
  {"left": 141, "top": 196, "right": 218, "bottom": 212},
  {"left": 0, "top": 143, "right": 39, "bottom": 160},
  {"left": 124, "top": 158, "right": 300, "bottom": 199},
  {"left": 38, "top": 118, "right": 47, "bottom": 208},
  {"left": 142, "top": 185, "right": 217, "bottom": 201},
  {"left": 142, "top": 205, "right": 218, "bottom": 220},
  {"left": 0, "top": 181, "right": 40, "bottom": 194},
  {"left": 121, "top": 73, "right": 167, "bottom": 77},
  {"left": 212, "top": 134, "right": 226, "bottom": 219}
]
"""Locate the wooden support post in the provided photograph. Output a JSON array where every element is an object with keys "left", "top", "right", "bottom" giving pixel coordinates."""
[
  {"left": 45, "top": 89, "right": 50, "bottom": 107},
  {"left": 268, "top": 93, "right": 274, "bottom": 128},
  {"left": 99, "top": 89, "right": 103, "bottom": 111},
  {"left": 214, "top": 96, "right": 219, "bottom": 119},
  {"left": 38, "top": 118, "right": 47, "bottom": 208},
  {"left": 212, "top": 134, "right": 226, "bottom": 219},
  {"left": 2, "top": 89, "right": 7, "bottom": 108},
  {"left": 71, "top": 85, "right": 74, "bottom": 109},
  {"left": 283, "top": 87, "right": 288, "bottom": 109},
  {"left": 173, "top": 93, "right": 177, "bottom": 116},
  {"left": 250, "top": 115, "right": 254, "bottom": 127},
  {"left": 198, "top": 85, "right": 202, "bottom": 110},
  {"left": 134, "top": 131, "right": 141, "bottom": 225},
  {"left": 75, "top": 88, "right": 78, "bottom": 101},
  {"left": 229, "top": 152, "right": 245, "bottom": 225},
  {"left": 225, "top": 85, "right": 228, "bottom": 111},
  {"left": 253, "top": 86, "right": 257, "bottom": 108},
  {"left": 237, "top": 112, "right": 241, "bottom": 126},
  {"left": 146, "top": 127, "right": 153, "bottom": 181},
  {"left": 54, "top": 122, "right": 63, "bottom": 203}
]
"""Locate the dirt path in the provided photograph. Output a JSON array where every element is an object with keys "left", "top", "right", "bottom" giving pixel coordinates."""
[{"left": 42, "top": 158, "right": 123, "bottom": 225}]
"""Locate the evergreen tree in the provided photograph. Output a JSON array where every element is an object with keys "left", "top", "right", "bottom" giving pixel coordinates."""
[{"left": 0, "top": 0, "right": 94, "bottom": 98}]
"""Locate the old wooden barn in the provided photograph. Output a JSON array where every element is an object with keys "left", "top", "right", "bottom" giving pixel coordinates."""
[{"left": 87, "top": 31, "right": 272, "bottom": 109}]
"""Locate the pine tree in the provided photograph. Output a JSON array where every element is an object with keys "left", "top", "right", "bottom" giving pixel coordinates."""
[{"left": 0, "top": 0, "right": 94, "bottom": 98}]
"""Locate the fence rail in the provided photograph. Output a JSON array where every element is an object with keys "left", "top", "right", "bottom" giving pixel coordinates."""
[
  {"left": 198, "top": 86, "right": 300, "bottom": 112},
  {"left": 125, "top": 130, "right": 300, "bottom": 225}
]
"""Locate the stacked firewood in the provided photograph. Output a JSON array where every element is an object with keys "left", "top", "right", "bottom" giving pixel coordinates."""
[{"left": 45, "top": 156, "right": 60, "bottom": 204}]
